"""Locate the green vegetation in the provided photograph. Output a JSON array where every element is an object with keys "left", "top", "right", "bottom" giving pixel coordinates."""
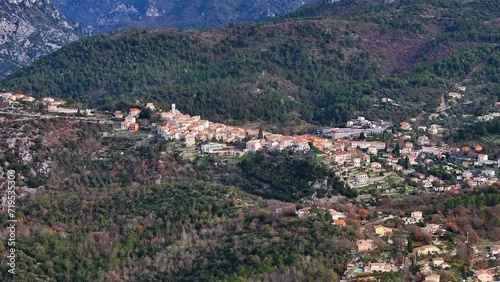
[
  {"left": 3, "top": 0, "right": 500, "bottom": 126},
  {"left": 452, "top": 117, "right": 500, "bottom": 140},
  {"left": 239, "top": 151, "right": 357, "bottom": 201},
  {"left": 0, "top": 118, "right": 359, "bottom": 281},
  {"left": 0, "top": 181, "right": 354, "bottom": 281}
]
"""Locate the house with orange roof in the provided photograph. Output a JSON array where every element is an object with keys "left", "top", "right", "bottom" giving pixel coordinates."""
[
  {"left": 128, "top": 123, "right": 139, "bottom": 132},
  {"left": 120, "top": 121, "right": 130, "bottom": 130},
  {"left": 13, "top": 93, "right": 25, "bottom": 100},
  {"left": 21, "top": 96, "right": 35, "bottom": 102},
  {"left": 332, "top": 141, "right": 345, "bottom": 151},
  {"left": 278, "top": 136, "right": 293, "bottom": 150},
  {"left": 332, "top": 151, "right": 352, "bottom": 164},
  {"left": 293, "top": 138, "right": 310, "bottom": 151},
  {"left": 129, "top": 107, "right": 141, "bottom": 117},
  {"left": 332, "top": 219, "right": 346, "bottom": 228},
  {"left": 400, "top": 122, "right": 412, "bottom": 131}
]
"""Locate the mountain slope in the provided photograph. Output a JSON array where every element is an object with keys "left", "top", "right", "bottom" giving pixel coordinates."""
[
  {"left": 2, "top": 0, "right": 499, "bottom": 126},
  {"left": 51, "top": 0, "right": 321, "bottom": 33},
  {"left": 0, "top": 0, "right": 80, "bottom": 78}
]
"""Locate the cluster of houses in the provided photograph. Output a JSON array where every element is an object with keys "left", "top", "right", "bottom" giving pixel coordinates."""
[
  {"left": 114, "top": 107, "right": 140, "bottom": 132},
  {"left": 319, "top": 116, "right": 391, "bottom": 140},
  {"left": 157, "top": 104, "right": 251, "bottom": 146},
  {"left": 0, "top": 92, "right": 91, "bottom": 115},
  {"left": 0, "top": 92, "right": 35, "bottom": 104},
  {"left": 152, "top": 104, "right": 499, "bottom": 192}
]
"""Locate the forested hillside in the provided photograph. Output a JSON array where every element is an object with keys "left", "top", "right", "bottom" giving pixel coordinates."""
[
  {"left": 0, "top": 118, "right": 355, "bottom": 281},
  {"left": 2, "top": 0, "right": 500, "bottom": 126}
]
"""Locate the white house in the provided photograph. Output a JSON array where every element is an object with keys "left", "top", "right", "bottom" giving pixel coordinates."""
[
  {"left": 201, "top": 143, "right": 226, "bottom": 154},
  {"left": 246, "top": 139, "right": 262, "bottom": 152},
  {"left": 356, "top": 173, "right": 369, "bottom": 184}
]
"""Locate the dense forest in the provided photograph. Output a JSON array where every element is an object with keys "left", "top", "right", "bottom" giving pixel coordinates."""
[
  {"left": 0, "top": 180, "right": 353, "bottom": 281},
  {"left": 0, "top": 119, "right": 358, "bottom": 281},
  {"left": 2, "top": 0, "right": 500, "bottom": 126},
  {"left": 239, "top": 151, "right": 357, "bottom": 201}
]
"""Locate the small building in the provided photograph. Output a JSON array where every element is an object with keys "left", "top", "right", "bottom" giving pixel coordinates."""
[
  {"left": 356, "top": 173, "right": 369, "bottom": 184},
  {"left": 374, "top": 225, "right": 393, "bottom": 236},
  {"left": 357, "top": 239, "right": 376, "bottom": 251},
  {"left": 478, "top": 154, "right": 488, "bottom": 163},
  {"left": 129, "top": 107, "right": 141, "bottom": 117},
  {"left": 296, "top": 207, "right": 311, "bottom": 219},
  {"left": 476, "top": 270, "right": 494, "bottom": 282},
  {"left": 424, "top": 274, "right": 441, "bottom": 282},
  {"left": 328, "top": 209, "right": 346, "bottom": 220},
  {"left": 128, "top": 123, "right": 139, "bottom": 132},
  {"left": 185, "top": 134, "right": 196, "bottom": 147},
  {"left": 448, "top": 92, "right": 463, "bottom": 99},
  {"left": 201, "top": 143, "right": 226, "bottom": 154},
  {"left": 363, "top": 262, "right": 394, "bottom": 273},
  {"left": 114, "top": 111, "right": 124, "bottom": 118},
  {"left": 422, "top": 224, "right": 443, "bottom": 236},
  {"left": 482, "top": 170, "right": 495, "bottom": 178},
  {"left": 333, "top": 219, "right": 347, "bottom": 228},
  {"left": 402, "top": 211, "right": 423, "bottom": 224},
  {"left": 414, "top": 245, "right": 440, "bottom": 256},
  {"left": 246, "top": 139, "right": 262, "bottom": 152},
  {"left": 431, "top": 257, "right": 445, "bottom": 267}
]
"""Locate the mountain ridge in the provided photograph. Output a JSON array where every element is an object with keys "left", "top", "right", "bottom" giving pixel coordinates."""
[
  {"left": 2, "top": 0, "right": 499, "bottom": 126},
  {"left": 51, "top": 0, "right": 322, "bottom": 33}
]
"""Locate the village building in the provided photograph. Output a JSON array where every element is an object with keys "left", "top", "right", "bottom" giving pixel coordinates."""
[
  {"left": 246, "top": 139, "right": 262, "bottom": 152},
  {"left": 129, "top": 107, "right": 141, "bottom": 117},
  {"left": 374, "top": 225, "right": 393, "bottom": 236},
  {"left": 357, "top": 239, "right": 376, "bottom": 251},
  {"left": 424, "top": 274, "right": 441, "bottom": 282},
  {"left": 355, "top": 173, "right": 369, "bottom": 184},
  {"left": 476, "top": 270, "right": 494, "bottom": 282},
  {"left": 333, "top": 219, "right": 347, "bottom": 228},
  {"left": 363, "top": 262, "right": 394, "bottom": 273},
  {"left": 414, "top": 245, "right": 441, "bottom": 256}
]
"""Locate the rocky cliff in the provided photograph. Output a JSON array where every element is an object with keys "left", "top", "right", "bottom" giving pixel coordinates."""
[
  {"left": 0, "top": 0, "right": 79, "bottom": 77},
  {"left": 51, "top": 0, "right": 321, "bottom": 33}
]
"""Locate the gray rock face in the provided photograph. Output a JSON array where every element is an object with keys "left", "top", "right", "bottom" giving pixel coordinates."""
[
  {"left": 50, "top": 0, "right": 321, "bottom": 33},
  {"left": 0, "top": 0, "right": 79, "bottom": 77}
]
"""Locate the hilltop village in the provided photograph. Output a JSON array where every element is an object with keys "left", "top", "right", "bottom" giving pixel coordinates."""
[
  {"left": 1, "top": 91, "right": 499, "bottom": 282},
  {"left": 1, "top": 91, "right": 499, "bottom": 197}
]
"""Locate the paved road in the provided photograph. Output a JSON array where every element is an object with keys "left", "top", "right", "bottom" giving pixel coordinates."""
[{"left": 0, "top": 111, "right": 108, "bottom": 123}]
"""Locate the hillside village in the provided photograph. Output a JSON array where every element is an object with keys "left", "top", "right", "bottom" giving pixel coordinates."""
[
  {"left": 1, "top": 91, "right": 499, "bottom": 282},
  {"left": 1, "top": 90, "right": 500, "bottom": 197}
]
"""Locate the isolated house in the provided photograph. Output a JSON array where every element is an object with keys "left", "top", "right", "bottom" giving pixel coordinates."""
[
  {"left": 357, "top": 239, "right": 376, "bottom": 251},
  {"left": 374, "top": 225, "right": 393, "bottom": 236},
  {"left": 414, "top": 245, "right": 440, "bottom": 256},
  {"left": 363, "top": 262, "right": 394, "bottom": 273},
  {"left": 424, "top": 274, "right": 441, "bottom": 282}
]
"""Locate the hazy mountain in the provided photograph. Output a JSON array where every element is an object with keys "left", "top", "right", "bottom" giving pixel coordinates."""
[
  {"left": 0, "top": 0, "right": 80, "bottom": 77},
  {"left": 50, "top": 0, "right": 322, "bottom": 33}
]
